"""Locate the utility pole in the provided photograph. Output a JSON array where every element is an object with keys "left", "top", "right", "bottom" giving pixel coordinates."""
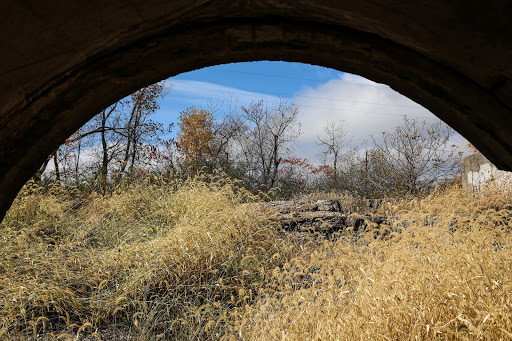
[{"left": 365, "top": 150, "right": 368, "bottom": 195}]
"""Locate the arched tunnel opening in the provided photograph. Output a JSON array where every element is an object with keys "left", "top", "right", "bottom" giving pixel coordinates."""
[
  {"left": 1, "top": 1, "right": 512, "bottom": 338},
  {"left": 1, "top": 1, "right": 512, "bottom": 221}
]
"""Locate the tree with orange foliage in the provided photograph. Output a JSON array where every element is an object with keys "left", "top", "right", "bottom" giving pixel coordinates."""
[{"left": 176, "top": 106, "right": 215, "bottom": 168}]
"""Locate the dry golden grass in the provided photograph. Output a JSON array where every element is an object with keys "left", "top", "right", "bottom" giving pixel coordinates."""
[
  {"left": 0, "top": 177, "right": 511, "bottom": 340},
  {"left": 225, "top": 187, "right": 512, "bottom": 340}
]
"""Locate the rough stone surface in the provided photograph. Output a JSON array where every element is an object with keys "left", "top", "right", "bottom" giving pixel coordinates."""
[
  {"left": 0, "top": 1, "right": 511, "bottom": 220},
  {"left": 261, "top": 200, "right": 388, "bottom": 236},
  {"left": 263, "top": 200, "right": 342, "bottom": 214}
]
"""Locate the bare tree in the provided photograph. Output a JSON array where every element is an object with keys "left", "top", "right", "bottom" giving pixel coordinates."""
[
  {"left": 117, "top": 82, "right": 166, "bottom": 178},
  {"left": 210, "top": 104, "right": 247, "bottom": 176},
  {"left": 316, "top": 120, "right": 352, "bottom": 186},
  {"left": 42, "top": 82, "right": 168, "bottom": 191},
  {"left": 52, "top": 100, "right": 127, "bottom": 191},
  {"left": 368, "top": 116, "right": 461, "bottom": 195},
  {"left": 95, "top": 102, "right": 124, "bottom": 192},
  {"left": 237, "top": 99, "right": 301, "bottom": 189}
]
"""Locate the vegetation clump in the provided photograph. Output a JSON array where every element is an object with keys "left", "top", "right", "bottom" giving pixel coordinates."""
[{"left": 0, "top": 176, "right": 511, "bottom": 340}]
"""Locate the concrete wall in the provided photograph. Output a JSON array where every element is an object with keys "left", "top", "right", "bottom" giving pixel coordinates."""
[{"left": 462, "top": 152, "right": 512, "bottom": 191}]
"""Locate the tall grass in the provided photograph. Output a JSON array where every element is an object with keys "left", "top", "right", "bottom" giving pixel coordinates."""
[
  {"left": 225, "top": 187, "right": 512, "bottom": 340},
  {"left": 0, "top": 177, "right": 511, "bottom": 340}
]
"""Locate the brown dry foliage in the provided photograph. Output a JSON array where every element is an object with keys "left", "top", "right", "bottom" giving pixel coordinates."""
[{"left": 177, "top": 107, "right": 215, "bottom": 163}]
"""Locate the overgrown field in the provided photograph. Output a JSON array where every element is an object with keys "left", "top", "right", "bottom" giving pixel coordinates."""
[{"left": 1, "top": 177, "right": 511, "bottom": 340}]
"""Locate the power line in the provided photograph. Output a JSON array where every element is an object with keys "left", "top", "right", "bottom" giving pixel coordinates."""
[
  {"left": 169, "top": 89, "right": 437, "bottom": 120},
  {"left": 169, "top": 79, "right": 424, "bottom": 110},
  {"left": 207, "top": 67, "right": 390, "bottom": 88}
]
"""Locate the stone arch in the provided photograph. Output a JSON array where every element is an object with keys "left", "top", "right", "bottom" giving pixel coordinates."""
[{"left": 1, "top": 1, "right": 511, "bottom": 219}]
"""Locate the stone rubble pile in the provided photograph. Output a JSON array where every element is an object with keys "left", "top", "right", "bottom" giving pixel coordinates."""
[{"left": 260, "top": 200, "right": 387, "bottom": 236}]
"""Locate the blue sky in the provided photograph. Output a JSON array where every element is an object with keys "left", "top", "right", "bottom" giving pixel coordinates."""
[
  {"left": 171, "top": 61, "right": 341, "bottom": 97},
  {"left": 158, "top": 61, "right": 340, "bottom": 127},
  {"left": 156, "top": 61, "right": 468, "bottom": 161}
]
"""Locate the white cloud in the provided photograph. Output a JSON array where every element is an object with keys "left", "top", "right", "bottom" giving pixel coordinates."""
[
  {"left": 292, "top": 73, "right": 467, "bottom": 161},
  {"left": 158, "top": 75, "right": 470, "bottom": 162}
]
